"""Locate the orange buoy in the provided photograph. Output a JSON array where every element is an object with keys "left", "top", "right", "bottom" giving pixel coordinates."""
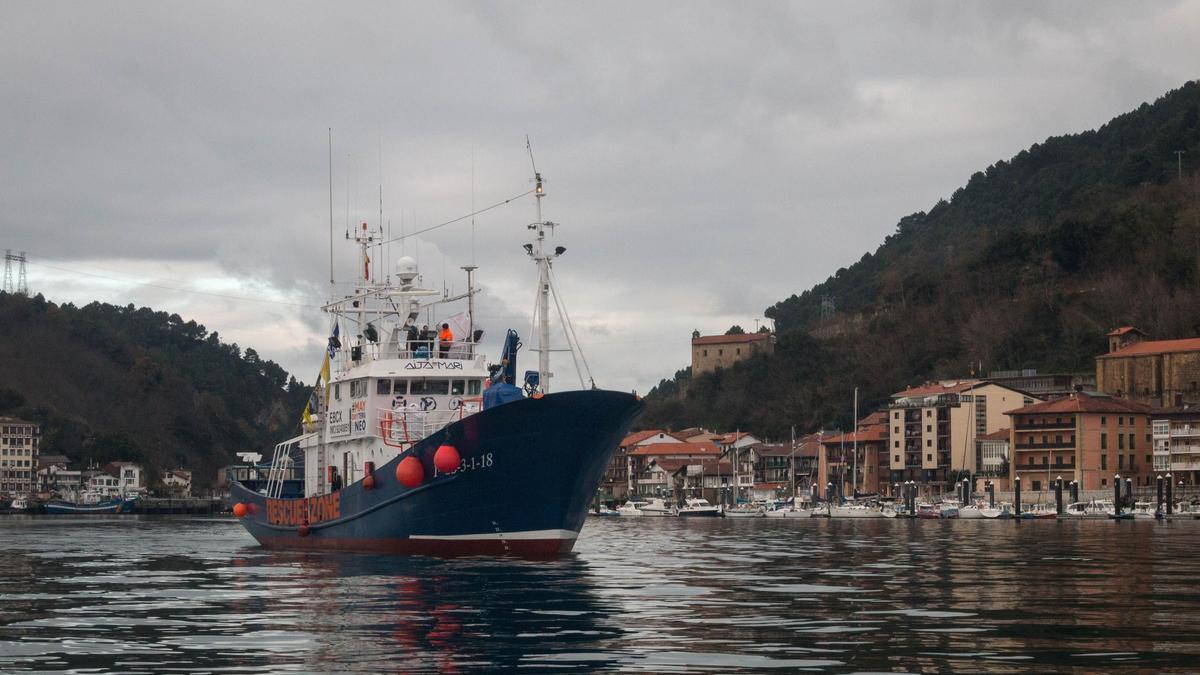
[
  {"left": 298, "top": 523, "right": 311, "bottom": 537},
  {"left": 232, "top": 502, "right": 248, "bottom": 518},
  {"left": 434, "top": 444, "right": 461, "bottom": 474},
  {"left": 396, "top": 455, "right": 424, "bottom": 488},
  {"left": 363, "top": 474, "right": 376, "bottom": 490}
]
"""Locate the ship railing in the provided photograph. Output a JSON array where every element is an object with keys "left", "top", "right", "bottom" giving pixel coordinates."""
[
  {"left": 378, "top": 399, "right": 483, "bottom": 448},
  {"left": 386, "top": 340, "right": 479, "bottom": 361}
]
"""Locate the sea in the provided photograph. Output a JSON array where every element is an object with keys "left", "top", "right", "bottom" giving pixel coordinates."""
[{"left": 1, "top": 515, "right": 1199, "bottom": 673}]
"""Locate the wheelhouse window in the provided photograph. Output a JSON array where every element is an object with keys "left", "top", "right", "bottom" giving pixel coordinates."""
[
  {"left": 350, "top": 380, "right": 368, "bottom": 398},
  {"left": 392, "top": 380, "right": 409, "bottom": 395},
  {"left": 377, "top": 379, "right": 392, "bottom": 395},
  {"left": 451, "top": 380, "right": 465, "bottom": 396},
  {"left": 467, "top": 380, "right": 482, "bottom": 395},
  {"left": 410, "top": 379, "right": 450, "bottom": 395}
]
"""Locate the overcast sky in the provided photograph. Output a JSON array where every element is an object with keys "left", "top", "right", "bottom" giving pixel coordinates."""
[{"left": 2, "top": 2, "right": 1199, "bottom": 394}]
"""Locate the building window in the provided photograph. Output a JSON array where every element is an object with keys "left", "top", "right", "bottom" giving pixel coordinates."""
[
  {"left": 1101, "top": 416, "right": 1106, "bottom": 425},
  {"left": 1033, "top": 480, "right": 1042, "bottom": 491},
  {"left": 1128, "top": 434, "right": 1135, "bottom": 450},
  {"left": 895, "top": 455, "right": 900, "bottom": 463},
  {"left": 736, "top": 348, "right": 741, "bottom": 355},
  {"left": 926, "top": 425, "right": 932, "bottom": 433},
  {"left": 1102, "top": 478, "right": 1107, "bottom": 487},
  {"left": 718, "top": 349, "right": 723, "bottom": 356},
  {"left": 1119, "top": 455, "right": 1124, "bottom": 470},
  {"left": 1118, "top": 416, "right": 1124, "bottom": 426},
  {"left": 1101, "top": 433, "right": 1107, "bottom": 450},
  {"left": 703, "top": 350, "right": 708, "bottom": 357},
  {"left": 926, "top": 453, "right": 932, "bottom": 462},
  {"left": 1118, "top": 434, "right": 1125, "bottom": 450},
  {"left": 1101, "top": 454, "right": 1108, "bottom": 470},
  {"left": 894, "top": 412, "right": 900, "bottom": 420},
  {"left": 893, "top": 440, "right": 899, "bottom": 448},
  {"left": 926, "top": 410, "right": 932, "bottom": 418},
  {"left": 926, "top": 440, "right": 932, "bottom": 447}
]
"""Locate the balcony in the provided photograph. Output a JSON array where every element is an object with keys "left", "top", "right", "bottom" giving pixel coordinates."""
[
  {"left": 1014, "top": 441, "right": 1075, "bottom": 450},
  {"left": 1170, "top": 427, "right": 1200, "bottom": 437},
  {"left": 1015, "top": 421, "right": 1077, "bottom": 431}
]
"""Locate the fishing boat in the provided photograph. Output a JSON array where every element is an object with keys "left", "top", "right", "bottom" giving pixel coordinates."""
[
  {"left": 229, "top": 168, "right": 643, "bottom": 557},
  {"left": 45, "top": 490, "right": 138, "bottom": 514},
  {"left": 678, "top": 498, "right": 723, "bottom": 517}
]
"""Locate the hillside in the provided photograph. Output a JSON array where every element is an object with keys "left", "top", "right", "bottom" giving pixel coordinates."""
[
  {"left": 644, "top": 81, "right": 1200, "bottom": 438},
  {"left": 0, "top": 293, "right": 309, "bottom": 487}
]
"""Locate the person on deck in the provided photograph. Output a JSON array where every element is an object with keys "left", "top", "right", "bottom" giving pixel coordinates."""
[
  {"left": 417, "top": 324, "right": 433, "bottom": 358},
  {"left": 438, "top": 323, "right": 454, "bottom": 359}
]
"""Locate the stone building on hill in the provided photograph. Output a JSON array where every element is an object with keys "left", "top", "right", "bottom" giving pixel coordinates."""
[
  {"left": 1095, "top": 327, "right": 1200, "bottom": 408},
  {"left": 690, "top": 331, "right": 774, "bottom": 375}
]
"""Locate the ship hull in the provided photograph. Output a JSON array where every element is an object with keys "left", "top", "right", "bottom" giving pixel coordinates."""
[
  {"left": 231, "top": 389, "right": 642, "bottom": 558},
  {"left": 45, "top": 497, "right": 138, "bottom": 514}
]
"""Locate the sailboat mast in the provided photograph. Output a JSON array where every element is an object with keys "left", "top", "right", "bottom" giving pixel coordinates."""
[{"left": 852, "top": 387, "right": 858, "bottom": 498}]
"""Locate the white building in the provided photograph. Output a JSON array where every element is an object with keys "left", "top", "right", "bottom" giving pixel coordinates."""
[
  {"left": 0, "top": 417, "right": 40, "bottom": 496},
  {"left": 106, "top": 462, "right": 144, "bottom": 494},
  {"left": 161, "top": 469, "right": 193, "bottom": 496}
]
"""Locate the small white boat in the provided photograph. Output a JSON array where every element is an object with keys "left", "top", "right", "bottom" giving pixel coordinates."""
[
  {"left": 1063, "top": 500, "right": 1115, "bottom": 519},
  {"left": 639, "top": 498, "right": 677, "bottom": 517},
  {"left": 958, "top": 505, "right": 982, "bottom": 519},
  {"left": 724, "top": 505, "right": 764, "bottom": 518},
  {"left": 979, "top": 504, "right": 1013, "bottom": 519},
  {"left": 594, "top": 505, "right": 619, "bottom": 517},
  {"left": 1129, "top": 501, "right": 1157, "bottom": 520},
  {"left": 677, "top": 498, "right": 722, "bottom": 517},
  {"left": 829, "top": 503, "right": 887, "bottom": 519},
  {"left": 616, "top": 500, "right": 646, "bottom": 517},
  {"left": 765, "top": 498, "right": 817, "bottom": 518},
  {"left": 9, "top": 496, "right": 28, "bottom": 511}
]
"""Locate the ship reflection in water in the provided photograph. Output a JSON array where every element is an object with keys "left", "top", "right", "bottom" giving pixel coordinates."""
[{"left": 2, "top": 516, "right": 1200, "bottom": 672}]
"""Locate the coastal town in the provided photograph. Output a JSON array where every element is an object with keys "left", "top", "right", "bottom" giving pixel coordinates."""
[{"left": 599, "top": 325, "right": 1200, "bottom": 516}]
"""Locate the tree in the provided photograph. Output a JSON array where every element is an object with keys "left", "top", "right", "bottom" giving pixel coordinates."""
[{"left": 725, "top": 325, "right": 746, "bottom": 335}]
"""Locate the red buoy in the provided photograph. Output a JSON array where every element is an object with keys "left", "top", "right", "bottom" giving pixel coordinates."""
[
  {"left": 232, "top": 503, "right": 248, "bottom": 518},
  {"left": 434, "top": 444, "right": 461, "bottom": 474},
  {"left": 363, "top": 474, "right": 376, "bottom": 490},
  {"left": 298, "top": 523, "right": 311, "bottom": 537},
  {"left": 396, "top": 456, "right": 424, "bottom": 488}
]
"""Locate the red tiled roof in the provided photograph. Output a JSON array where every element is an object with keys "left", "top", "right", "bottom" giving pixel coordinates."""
[
  {"left": 857, "top": 411, "right": 889, "bottom": 427},
  {"left": 892, "top": 380, "right": 980, "bottom": 398},
  {"left": 628, "top": 442, "right": 722, "bottom": 457},
  {"left": 821, "top": 425, "right": 889, "bottom": 445},
  {"left": 692, "top": 332, "right": 772, "bottom": 346},
  {"left": 1106, "top": 326, "right": 1144, "bottom": 337},
  {"left": 978, "top": 428, "right": 1010, "bottom": 442},
  {"left": 621, "top": 429, "right": 681, "bottom": 447},
  {"left": 646, "top": 458, "right": 688, "bottom": 474},
  {"left": 1006, "top": 392, "right": 1151, "bottom": 416},
  {"left": 1097, "top": 337, "right": 1200, "bottom": 359}
]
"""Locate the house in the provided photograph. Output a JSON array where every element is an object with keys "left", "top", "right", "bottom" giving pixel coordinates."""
[
  {"left": 639, "top": 459, "right": 688, "bottom": 500},
  {"left": 602, "top": 430, "right": 684, "bottom": 502},
  {"left": 671, "top": 459, "right": 733, "bottom": 506},
  {"left": 627, "top": 442, "right": 722, "bottom": 497},
  {"left": 820, "top": 414, "right": 891, "bottom": 499},
  {"left": 977, "top": 428, "right": 1011, "bottom": 490},
  {"left": 886, "top": 380, "right": 1040, "bottom": 488},
  {"left": 161, "top": 469, "right": 193, "bottom": 496},
  {"left": 1006, "top": 391, "right": 1152, "bottom": 492},
  {"left": 105, "top": 462, "right": 144, "bottom": 494}
]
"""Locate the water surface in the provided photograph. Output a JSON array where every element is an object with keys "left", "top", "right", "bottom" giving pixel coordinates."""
[{"left": 1, "top": 515, "right": 1198, "bottom": 672}]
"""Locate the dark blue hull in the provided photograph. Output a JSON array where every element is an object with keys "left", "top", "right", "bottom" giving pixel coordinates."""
[
  {"left": 45, "top": 497, "right": 138, "bottom": 514},
  {"left": 231, "top": 389, "right": 642, "bottom": 557}
]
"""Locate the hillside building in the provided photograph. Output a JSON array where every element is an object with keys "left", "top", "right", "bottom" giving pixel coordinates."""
[
  {"left": 690, "top": 331, "right": 774, "bottom": 376},
  {"left": 820, "top": 413, "right": 890, "bottom": 499},
  {"left": 0, "top": 416, "right": 40, "bottom": 496},
  {"left": 1096, "top": 327, "right": 1200, "bottom": 408},
  {"left": 886, "top": 381, "right": 1039, "bottom": 487},
  {"left": 1005, "top": 391, "right": 1151, "bottom": 491}
]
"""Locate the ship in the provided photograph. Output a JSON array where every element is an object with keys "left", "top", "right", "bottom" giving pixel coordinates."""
[
  {"left": 45, "top": 491, "right": 138, "bottom": 514},
  {"left": 230, "top": 169, "right": 643, "bottom": 557}
]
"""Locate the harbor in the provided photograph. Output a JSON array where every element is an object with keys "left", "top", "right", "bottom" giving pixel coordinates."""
[{"left": 3, "top": 515, "right": 1200, "bottom": 672}]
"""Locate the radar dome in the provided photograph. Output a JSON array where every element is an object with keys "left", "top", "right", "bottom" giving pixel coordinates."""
[{"left": 395, "top": 256, "right": 418, "bottom": 283}]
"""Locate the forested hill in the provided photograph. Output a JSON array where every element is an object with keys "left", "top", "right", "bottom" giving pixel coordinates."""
[
  {"left": 0, "top": 293, "right": 309, "bottom": 487},
  {"left": 644, "top": 81, "right": 1200, "bottom": 438}
]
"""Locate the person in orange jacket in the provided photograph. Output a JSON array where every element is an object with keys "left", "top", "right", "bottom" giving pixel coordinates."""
[{"left": 438, "top": 323, "right": 454, "bottom": 359}]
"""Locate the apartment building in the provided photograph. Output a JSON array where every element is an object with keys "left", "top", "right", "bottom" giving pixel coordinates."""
[{"left": 0, "top": 417, "right": 40, "bottom": 496}]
